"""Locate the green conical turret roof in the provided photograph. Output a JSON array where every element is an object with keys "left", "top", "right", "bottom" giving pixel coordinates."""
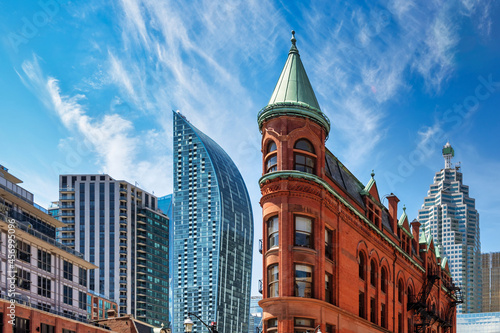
[{"left": 258, "top": 31, "right": 330, "bottom": 134}]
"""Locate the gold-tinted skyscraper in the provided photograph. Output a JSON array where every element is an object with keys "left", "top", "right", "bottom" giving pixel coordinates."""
[{"left": 482, "top": 252, "right": 500, "bottom": 312}]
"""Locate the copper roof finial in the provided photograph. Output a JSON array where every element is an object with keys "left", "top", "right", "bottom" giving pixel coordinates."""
[{"left": 291, "top": 30, "right": 296, "bottom": 46}]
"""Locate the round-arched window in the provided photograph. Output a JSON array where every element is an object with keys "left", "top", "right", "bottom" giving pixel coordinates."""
[
  {"left": 294, "top": 139, "right": 316, "bottom": 174},
  {"left": 265, "top": 141, "right": 278, "bottom": 173}
]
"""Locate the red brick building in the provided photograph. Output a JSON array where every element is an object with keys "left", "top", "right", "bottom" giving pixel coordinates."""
[
  {"left": 0, "top": 300, "right": 110, "bottom": 333},
  {"left": 88, "top": 291, "right": 118, "bottom": 321},
  {"left": 257, "top": 32, "right": 461, "bottom": 333}
]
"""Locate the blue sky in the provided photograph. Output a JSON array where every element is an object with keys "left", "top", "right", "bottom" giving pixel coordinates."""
[{"left": 1, "top": 0, "right": 499, "bottom": 296}]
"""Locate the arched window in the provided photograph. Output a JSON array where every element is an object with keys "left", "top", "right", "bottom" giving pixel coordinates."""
[
  {"left": 370, "top": 260, "right": 377, "bottom": 287},
  {"left": 398, "top": 280, "right": 404, "bottom": 303},
  {"left": 359, "top": 252, "right": 366, "bottom": 280},
  {"left": 294, "top": 139, "right": 316, "bottom": 174},
  {"left": 408, "top": 285, "right": 414, "bottom": 305},
  {"left": 265, "top": 141, "right": 278, "bottom": 173},
  {"left": 381, "top": 267, "right": 387, "bottom": 293}
]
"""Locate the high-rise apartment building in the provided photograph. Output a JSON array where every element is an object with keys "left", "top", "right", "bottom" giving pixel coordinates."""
[
  {"left": 0, "top": 165, "right": 110, "bottom": 332},
  {"left": 57, "top": 174, "right": 169, "bottom": 326},
  {"left": 418, "top": 143, "right": 482, "bottom": 313},
  {"left": 482, "top": 252, "right": 500, "bottom": 312},
  {"left": 172, "top": 111, "right": 254, "bottom": 333}
]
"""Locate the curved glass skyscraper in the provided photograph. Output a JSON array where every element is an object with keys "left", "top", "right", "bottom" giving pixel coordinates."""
[{"left": 172, "top": 111, "right": 254, "bottom": 333}]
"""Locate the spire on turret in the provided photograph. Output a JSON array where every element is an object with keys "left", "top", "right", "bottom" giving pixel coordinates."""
[
  {"left": 442, "top": 142, "right": 454, "bottom": 169},
  {"left": 257, "top": 31, "right": 330, "bottom": 134}
]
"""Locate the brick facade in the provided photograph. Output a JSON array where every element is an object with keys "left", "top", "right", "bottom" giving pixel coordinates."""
[{"left": 258, "top": 33, "right": 460, "bottom": 333}]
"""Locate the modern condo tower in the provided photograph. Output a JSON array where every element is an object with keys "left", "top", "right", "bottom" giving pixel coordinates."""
[
  {"left": 57, "top": 174, "right": 169, "bottom": 326},
  {"left": 172, "top": 111, "right": 254, "bottom": 333},
  {"left": 0, "top": 165, "right": 111, "bottom": 332},
  {"left": 418, "top": 143, "right": 481, "bottom": 313}
]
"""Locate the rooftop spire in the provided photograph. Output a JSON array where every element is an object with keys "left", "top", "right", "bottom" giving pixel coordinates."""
[
  {"left": 290, "top": 30, "right": 298, "bottom": 54},
  {"left": 257, "top": 30, "right": 330, "bottom": 134},
  {"left": 442, "top": 142, "right": 454, "bottom": 169}
]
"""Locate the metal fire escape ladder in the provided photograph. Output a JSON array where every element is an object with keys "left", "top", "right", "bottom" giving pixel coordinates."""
[{"left": 407, "top": 267, "right": 441, "bottom": 333}]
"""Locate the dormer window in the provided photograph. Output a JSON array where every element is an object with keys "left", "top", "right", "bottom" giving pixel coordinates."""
[
  {"left": 265, "top": 141, "right": 278, "bottom": 173},
  {"left": 294, "top": 139, "right": 316, "bottom": 174},
  {"left": 367, "top": 202, "right": 380, "bottom": 228}
]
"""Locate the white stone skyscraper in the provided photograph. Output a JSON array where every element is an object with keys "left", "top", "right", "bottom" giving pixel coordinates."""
[{"left": 418, "top": 143, "right": 481, "bottom": 313}]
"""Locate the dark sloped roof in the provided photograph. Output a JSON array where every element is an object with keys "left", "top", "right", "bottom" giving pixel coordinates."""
[
  {"left": 325, "top": 149, "right": 365, "bottom": 207},
  {"left": 325, "top": 149, "right": 394, "bottom": 233}
]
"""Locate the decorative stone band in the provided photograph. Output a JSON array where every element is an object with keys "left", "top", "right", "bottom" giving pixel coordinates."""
[
  {"left": 259, "top": 170, "right": 425, "bottom": 273},
  {"left": 257, "top": 102, "right": 331, "bottom": 135}
]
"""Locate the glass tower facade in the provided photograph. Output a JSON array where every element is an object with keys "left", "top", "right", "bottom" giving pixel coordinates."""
[
  {"left": 172, "top": 111, "right": 254, "bottom": 333},
  {"left": 248, "top": 296, "right": 263, "bottom": 333},
  {"left": 418, "top": 143, "right": 481, "bottom": 313}
]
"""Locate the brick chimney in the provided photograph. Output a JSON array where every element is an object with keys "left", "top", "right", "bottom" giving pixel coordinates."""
[
  {"left": 386, "top": 193, "right": 399, "bottom": 233},
  {"left": 107, "top": 308, "right": 117, "bottom": 318},
  {"left": 410, "top": 219, "right": 420, "bottom": 241},
  {"left": 411, "top": 219, "right": 421, "bottom": 254}
]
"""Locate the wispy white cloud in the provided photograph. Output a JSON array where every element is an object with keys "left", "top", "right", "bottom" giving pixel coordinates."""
[{"left": 17, "top": 54, "right": 172, "bottom": 195}]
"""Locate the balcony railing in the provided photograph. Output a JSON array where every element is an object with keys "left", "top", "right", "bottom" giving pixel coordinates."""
[{"left": 0, "top": 212, "right": 84, "bottom": 259}]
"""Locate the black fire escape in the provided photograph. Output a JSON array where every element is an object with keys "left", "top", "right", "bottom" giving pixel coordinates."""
[{"left": 407, "top": 267, "right": 462, "bottom": 333}]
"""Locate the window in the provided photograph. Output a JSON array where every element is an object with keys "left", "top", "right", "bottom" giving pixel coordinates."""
[
  {"left": 325, "top": 228, "right": 333, "bottom": 260},
  {"left": 295, "top": 216, "right": 313, "bottom": 248},
  {"left": 370, "top": 260, "right": 377, "bottom": 287},
  {"left": 370, "top": 297, "right": 377, "bottom": 323},
  {"left": 267, "top": 318, "right": 278, "bottom": 332},
  {"left": 398, "top": 313, "right": 403, "bottom": 333},
  {"left": 37, "top": 249, "right": 51, "bottom": 272},
  {"left": 79, "top": 291, "right": 87, "bottom": 310},
  {"left": 381, "top": 303, "right": 387, "bottom": 328},
  {"left": 265, "top": 141, "right": 278, "bottom": 173},
  {"left": 294, "top": 139, "right": 316, "bottom": 174},
  {"left": 359, "top": 291, "right": 366, "bottom": 319},
  {"left": 367, "top": 201, "right": 380, "bottom": 227},
  {"left": 79, "top": 267, "right": 87, "bottom": 287},
  {"left": 325, "top": 273, "right": 333, "bottom": 304},
  {"left": 63, "top": 260, "right": 73, "bottom": 281},
  {"left": 63, "top": 330, "right": 76, "bottom": 333},
  {"left": 295, "top": 264, "right": 313, "bottom": 298},
  {"left": 37, "top": 302, "right": 51, "bottom": 312},
  {"left": 326, "top": 325, "right": 335, "bottom": 333},
  {"left": 63, "top": 285, "right": 73, "bottom": 305},
  {"left": 267, "top": 216, "right": 279, "bottom": 249},
  {"left": 268, "top": 264, "right": 279, "bottom": 297},
  {"left": 14, "top": 317, "right": 30, "bottom": 333},
  {"left": 17, "top": 241, "right": 31, "bottom": 263},
  {"left": 398, "top": 280, "right": 404, "bottom": 303},
  {"left": 41, "top": 323, "right": 55, "bottom": 333},
  {"left": 38, "top": 276, "right": 51, "bottom": 298},
  {"left": 294, "top": 318, "right": 314, "bottom": 333},
  {"left": 359, "top": 252, "right": 366, "bottom": 280},
  {"left": 381, "top": 268, "right": 387, "bottom": 293},
  {"left": 408, "top": 286, "right": 414, "bottom": 305},
  {"left": 16, "top": 268, "right": 31, "bottom": 290}
]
